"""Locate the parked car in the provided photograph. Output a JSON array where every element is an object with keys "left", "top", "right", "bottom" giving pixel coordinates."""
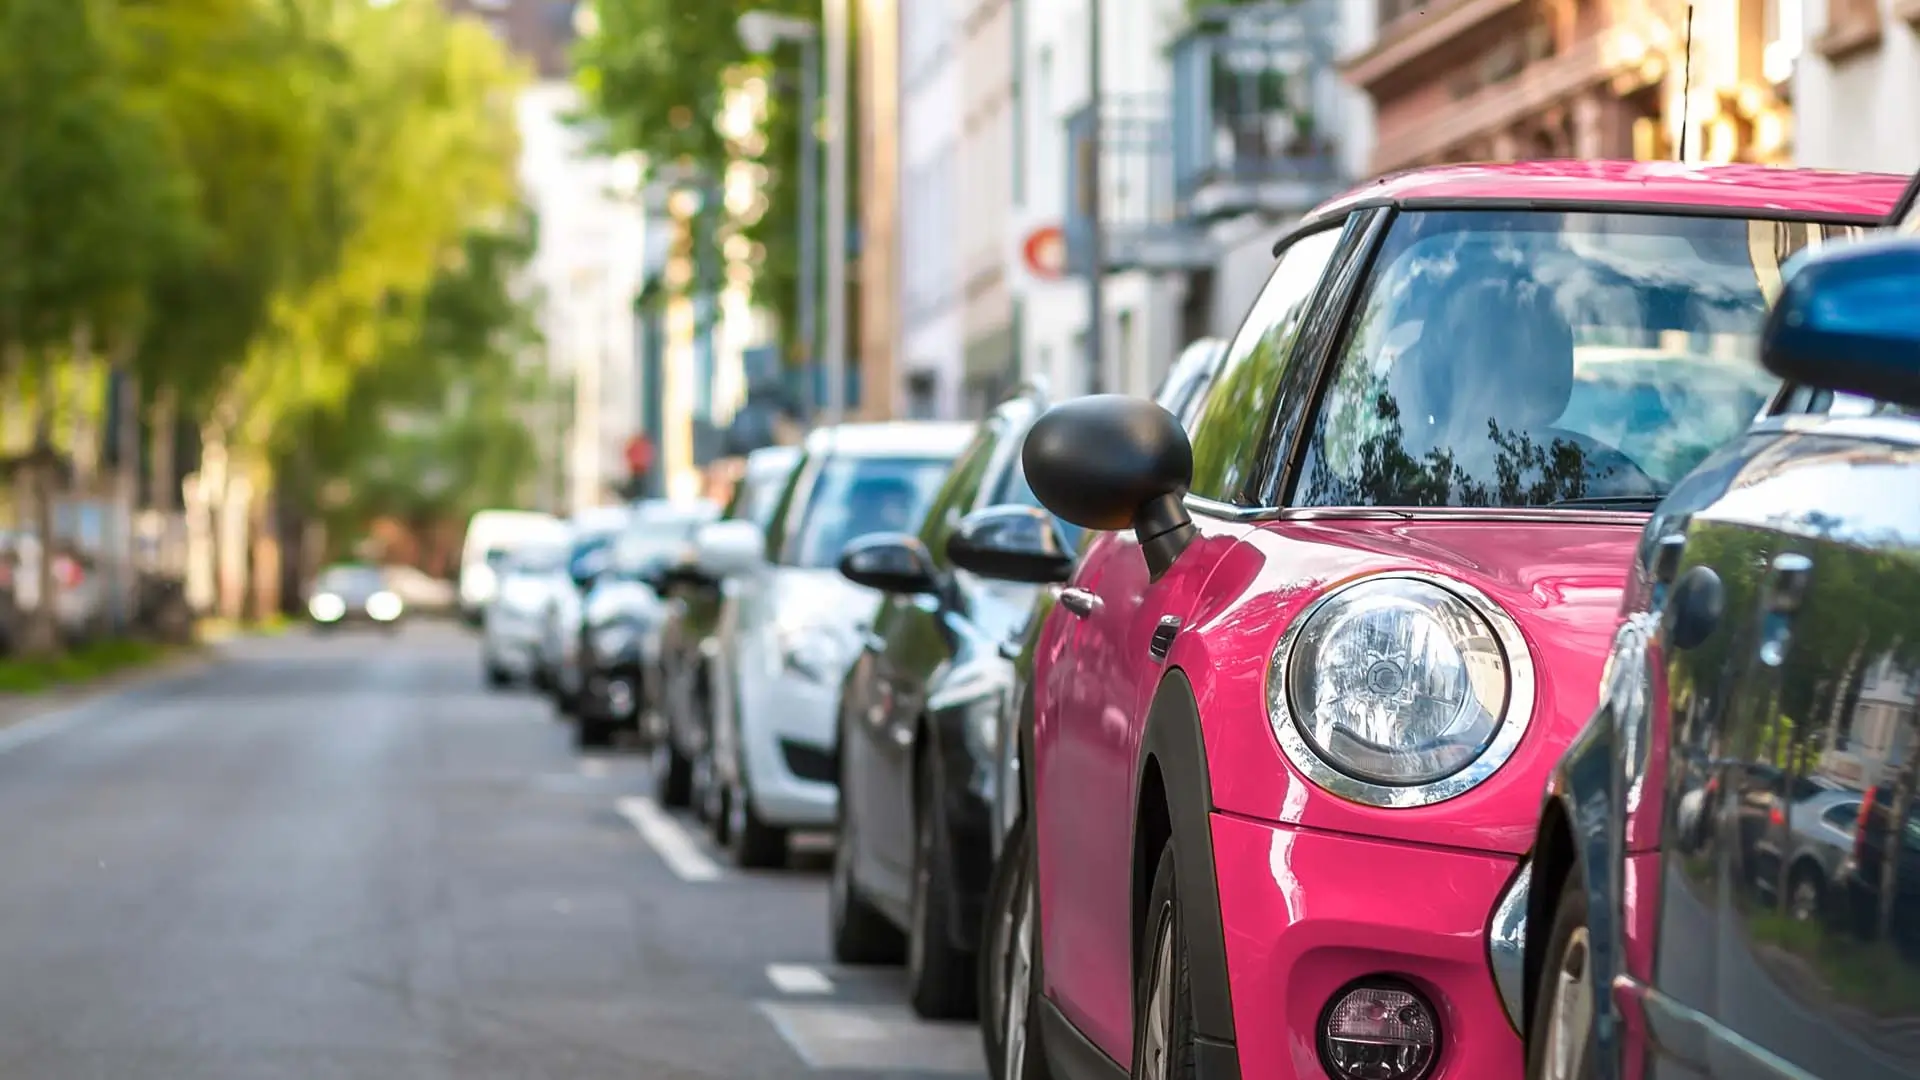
[
  {"left": 458, "top": 509, "right": 566, "bottom": 626},
  {"left": 538, "top": 506, "right": 633, "bottom": 714},
  {"left": 481, "top": 540, "right": 571, "bottom": 687},
  {"left": 1524, "top": 225, "right": 1920, "bottom": 1079},
  {"left": 652, "top": 446, "right": 805, "bottom": 818},
  {"left": 0, "top": 532, "right": 106, "bottom": 647},
  {"left": 694, "top": 422, "right": 974, "bottom": 868},
  {"left": 826, "top": 381, "right": 1081, "bottom": 1018},
  {"left": 573, "top": 499, "right": 721, "bottom": 749},
  {"left": 307, "top": 563, "right": 405, "bottom": 632},
  {"left": 970, "top": 341, "right": 1227, "bottom": 1074},
  {"left": 944, "top": 161, "right": 1906, "bottom": 1080},
  {"left": 383, "top": 564, "right": 457, "bottom": 617}
]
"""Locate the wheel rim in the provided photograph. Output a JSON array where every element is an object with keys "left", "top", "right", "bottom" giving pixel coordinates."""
[
  {"left": 1002, "top": 860, "right": 1034, "bottom": 1080},
  {"left": 1545, "top": 925, "right": 1594, "bottom": 1080},
  {"left": 1140, "top": 908, "right": 1176, "bottom": 1080},
  {"left": 1790, "top": 880, "right": 1819, "bottom": 921}
]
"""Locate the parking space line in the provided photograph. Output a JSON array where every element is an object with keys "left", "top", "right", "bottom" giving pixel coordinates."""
[
  {"left": 615, "top": 796, "right": 725, "bottom": 882},
  {"left": 766, "top": 963, "right": 835, "bottom": 995}
]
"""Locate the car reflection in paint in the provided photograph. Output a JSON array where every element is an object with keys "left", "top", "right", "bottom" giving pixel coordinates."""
[
  {"left": 950, "top": 160, "right": 1907, "bottom": 1080},
  {"left": 1525, "top": 195, "right": 1920, "bottom": 1080}
]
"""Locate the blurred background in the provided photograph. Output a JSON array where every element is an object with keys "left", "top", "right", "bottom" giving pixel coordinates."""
[{"left": 0, "top": 0, "right": 1912, "bottom": 663}]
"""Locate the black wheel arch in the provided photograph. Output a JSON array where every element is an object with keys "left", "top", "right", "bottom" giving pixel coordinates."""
[
  {"left": 1523, "top": 792, "right": 1578, "bottom": 1036},
  {"left": 1130, "top": 669, "right": 1240, "bottom": 1072}
]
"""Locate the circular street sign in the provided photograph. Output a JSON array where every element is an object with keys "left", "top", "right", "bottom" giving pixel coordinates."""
[
  {"left": 624, "top": 435, "right": 655, "bottom": 475},
  {"left": 1023, "top": 226, "right": 1067, "bottom": 280}
]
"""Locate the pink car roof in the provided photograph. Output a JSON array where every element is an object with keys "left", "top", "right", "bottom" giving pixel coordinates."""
[{"left": 1304, "top": 159, "right": 1908, "bottom": 227}]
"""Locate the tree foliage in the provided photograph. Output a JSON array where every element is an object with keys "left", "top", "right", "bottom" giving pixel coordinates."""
[{"left": 572, "top": 0, "right": 814, "bottom": 363}]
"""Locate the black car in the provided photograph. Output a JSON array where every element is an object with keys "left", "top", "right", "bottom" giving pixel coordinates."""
[
  {"left": 824, "top": 381, "right": 1080, "bottom": 1018},
  {"left": 306, "top": 563, "right": 405, "bottom": 632},
  {"left": 650, "top": 446, "right": 804, "bottom": 815},
  {"left": 573, "top": 500, "right": 720, "bottom": 749},
  {"left": 1522, "top": 224, "right": 1920, "bottom": 1076}
]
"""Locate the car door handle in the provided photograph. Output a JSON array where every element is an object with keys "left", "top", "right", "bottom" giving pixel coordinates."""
[{"left": 1059, "top": 588, "right": 1100, "bottom": 617}]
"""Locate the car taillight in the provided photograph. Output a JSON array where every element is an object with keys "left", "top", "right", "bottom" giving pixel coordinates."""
[{"left": 1769, "top": 805, "right": 1786, "bottom": 828}]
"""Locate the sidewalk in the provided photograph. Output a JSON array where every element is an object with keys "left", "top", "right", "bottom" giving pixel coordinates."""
[{"left": 0, "top": 641, "right": 222, "bottom": 732}]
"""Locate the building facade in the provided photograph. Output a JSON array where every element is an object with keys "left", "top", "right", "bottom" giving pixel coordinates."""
[
  {"left": 959, "top": 0, "right": 1020, "bottom": 415},
  {"left": 1794, "top": 0, "right": 1920, "bottom": 173},
  {"left": 1344, "top": 0, "right": 1794, "bottom": 172},
  {"left": 898, "top": 0, "right": 966, "bottom": 419},
  {"left": 856, "top": 0, "right": 904, "bottom": 421}
]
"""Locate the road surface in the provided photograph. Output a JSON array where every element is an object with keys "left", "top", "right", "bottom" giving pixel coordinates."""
[{"left": 0, "top": 624, "right": 985, "bottom": 1080}]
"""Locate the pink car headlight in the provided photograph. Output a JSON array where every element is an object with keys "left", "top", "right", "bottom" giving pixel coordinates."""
[{"left": 1267, "top": 571, "right": 1538, "bottom": 808}]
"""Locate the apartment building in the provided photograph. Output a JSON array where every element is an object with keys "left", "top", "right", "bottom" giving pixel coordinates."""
[
  {"left": 898, "top": 0, "right": 965, "bottom": 419},
  {"left": 959, "top": 0, "right": 1020, "bottom": 415},
  {"left": 1344, "top": 0, "right": 1795, "bottom": 171},
  {"left": 1794, "top": 0, "right": 1920, "bottom": 173}
]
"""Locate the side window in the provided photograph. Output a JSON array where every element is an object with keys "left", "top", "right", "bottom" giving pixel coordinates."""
[
  {"left": 1823, "top": 801, "right": 1862, "bottom": 831},
  {"left": 1186, "top": 224, "right": 1347, "bottom": 503},
  {"left": 918, "top": 422, "right": 1002, "bottom": 568},
  {"left": 761, "top": 451, "right": 818, "bottom": 559}
]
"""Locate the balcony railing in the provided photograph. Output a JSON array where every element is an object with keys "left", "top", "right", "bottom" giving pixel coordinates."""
[
  {"left": 1064, "top": 95, "right": 1214, "bottom": 274},
  {"left": 1168, "top": 0, "right": 1347, "bottom": 220}
]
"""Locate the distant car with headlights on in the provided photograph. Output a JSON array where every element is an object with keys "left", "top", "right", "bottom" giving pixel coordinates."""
[
  {"left": 573, "top": 499, "right": 721, "bottom": 749},
  {"left": 308, "top": 563, "right": 405, "bottom": 632}
]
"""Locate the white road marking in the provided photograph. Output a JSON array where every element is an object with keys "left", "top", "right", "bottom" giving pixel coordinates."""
[
  {"left": 765, "top": 963, "right": 834, "bottom": 995},
  {"left": 758, "top": 1001, "right": 985, "bottom": 1073},
  {"left": 615, "top": 796, "right": 725, "bottom": 882}
]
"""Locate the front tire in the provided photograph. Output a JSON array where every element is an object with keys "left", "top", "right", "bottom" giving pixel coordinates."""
[
  {"left": 1132, "top": 845, "right": 1199, "bottom": 1080},
  {"left": 1526, "top": 864, "right": 1596, "bottom": 1080},
  {"left": 654, "top": 739, "right": 693, "bottom": 808},
  {"left": 575, "top": 713, "right": 614, "bottom": 750},
  {"left": 979, "top": 818, "right": 1048, "bottom": 1080},
  {"left": 906, "top": 751, "right": 976, "bottom": 1019},
  {"left": 726, "top": 780, "right": 788, "bottom": 869}
]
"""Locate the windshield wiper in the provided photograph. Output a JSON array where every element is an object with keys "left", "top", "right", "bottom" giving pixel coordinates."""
[{"left": 1545, "top": 496, "right": 1663, "bottom": 511}]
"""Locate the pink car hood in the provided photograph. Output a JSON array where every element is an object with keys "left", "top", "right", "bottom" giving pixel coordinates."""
[{"left": 1188, "top": 512, "right": 1639, "bottom": 856}]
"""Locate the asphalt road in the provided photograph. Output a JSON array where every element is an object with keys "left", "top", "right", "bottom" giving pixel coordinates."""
[{"left": 0, "top": 623, "right": 986, "bottom": 1080}]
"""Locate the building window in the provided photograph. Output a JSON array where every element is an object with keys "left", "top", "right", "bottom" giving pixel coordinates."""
[{"left": 906, "top": 371, "right": 938, "bottom": 419}]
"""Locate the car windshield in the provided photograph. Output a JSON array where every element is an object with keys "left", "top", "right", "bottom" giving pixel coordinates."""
[
  {"left": 1296, "top": 210, "right": 1863, "bottom": 509},
  {"left": 788, "top": 455, "right": 954, "bottom": 569},
  {"left": 510, "top": 542, "right": 567, "bottom": 574},
  {"left": 613, "top": 513, "right": 710, "bottom": 571},
  {"left": 316, "top": 565, "right": 385, "bottom": 597}
]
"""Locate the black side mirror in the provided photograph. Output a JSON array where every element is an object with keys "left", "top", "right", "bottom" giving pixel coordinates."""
[
  {"left": 1022, "top": 394, "right": 1195, "bottom": 579},
  {"left": 1762, "top": 235, "right": 1920, "bottom": 410},
  {"left": 947, "top": 506, "right": 1075, "bottom": 584},
  {"left": 838, "top": 532, "right": 940, "bottom": 595}
]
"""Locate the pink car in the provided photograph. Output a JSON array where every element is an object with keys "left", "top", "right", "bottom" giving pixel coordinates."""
[{"left": 948, "top": 162, "right": 1906, "bottom": 1080}]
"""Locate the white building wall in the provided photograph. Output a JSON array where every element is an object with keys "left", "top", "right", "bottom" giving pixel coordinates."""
[
  {"left": 900, "top": 0, "right": 966, "bottom": 419},
  {"left": 517, "top": 81, "right": 646, "bottom": 513},
  {"left": 1792, "top": 0, "right": 1920, "bottom": 174}
]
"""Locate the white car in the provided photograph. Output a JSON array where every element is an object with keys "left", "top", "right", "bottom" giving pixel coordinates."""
[
  {"left": 696, "top": 422, "right": 974, "bottom": 868},
  {"left": 481, "top": 541, "right": 570, "bottom": 687},
  {"left": 458, "top": 509, "right": 566, "bottom": 626},
  {"left": 539, "top": 506, "right": 634, "bottom": 712}
]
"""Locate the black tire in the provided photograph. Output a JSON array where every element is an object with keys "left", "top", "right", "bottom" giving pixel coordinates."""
[
  {"left": 484, "top": 660, "right": 512, "bottom": 689},
  {"left": 727, "top": 780, "right": 788, "bottom": 869},
  {"left": 708, "top": 779, "right": 732, "bottom": 846},
  {"left": 906, "top": 750, "right": 976, "bottom": 1019},
  {"left": 1526, "top": 863, "right": 1596, "bottom": 1080},
  {"left": 1132, "top": 845, "right": 1199, "bottom": 1080},
  {"left": 654, "top": 739, "right": 693, "bottom": 808},
  {"left": 979, "top": 818, "right": 1049, "bottom": 1080},
  {"left": 829, "top": 740, "right": 906, "bottom": 965},
  {"left": 576, "top": 714, "right": 614, "bottom": 750}
]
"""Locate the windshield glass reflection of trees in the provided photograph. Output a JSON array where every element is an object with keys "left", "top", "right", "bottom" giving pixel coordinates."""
[{"left": 1296, "top": 212, "right": 1862, "bottom": 508}]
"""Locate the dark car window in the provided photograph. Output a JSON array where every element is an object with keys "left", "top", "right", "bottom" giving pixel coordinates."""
[
  {"left": 1822, "top": 801, "right": 1863, "bottom": 831},
  {"left": 782, "top": 455, "right": 955, "bottom": 569},
  {"left": 990, "top": 454, "right": 1084, "bottom": 551},
  {"left": 316, "top": 565, "right": 385, "bottom": 597},
  {"left": 919, "top": 423, "right": 1003, "bottom": 570},
  {"left": 1186, "top": 224, "right": 1346, "bottom": 503},
  {"left": 726, "top": 454, "right": 800, "bottom": 526},
  {"left": 1777, "top": 386, "right": 1920, "bottom": 419},
  {"left": 1294, "top": 210, "right": 1862, "bottom": 509},
  {"left": 1153, "top": 340, "right": 1225, "bottom": 434}
]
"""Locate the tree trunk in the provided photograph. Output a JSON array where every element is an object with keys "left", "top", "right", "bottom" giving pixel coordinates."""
[
  {"left": 110, "top": 354, "right": 140, "bottom": 635},
  {"left": 19, "top": 350, "right": 61, "bottom": 658},
  {"left": 247, "top": 472, "right": 279, "bottom": 623},
  {"left": 149, "top": 386, "right": 177, "bottom": 514},
  {"left": 1876, "top": 715, "right": 1917, "bottom": 943}
]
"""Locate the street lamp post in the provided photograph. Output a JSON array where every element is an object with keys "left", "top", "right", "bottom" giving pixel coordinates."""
[
  {"left": 1085, "top": 0, "right": 1106, "bottom": 395},
  {"left": 738, "top": 10, "right": 829, "bottom": 423}
]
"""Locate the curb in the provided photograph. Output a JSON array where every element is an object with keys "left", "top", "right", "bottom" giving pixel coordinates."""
[{"left": 0, "top": 645, "right": 225, "bottom": 733}]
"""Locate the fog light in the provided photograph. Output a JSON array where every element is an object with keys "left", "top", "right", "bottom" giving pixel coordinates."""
[{"left": 1318, "top": 980, "right": 1439, "bottom": 1080}]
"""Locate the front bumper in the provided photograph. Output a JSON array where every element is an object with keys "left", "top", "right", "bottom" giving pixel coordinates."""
[
  {"left": 1210, "top": 813, "right": 1523, "bottom": 1079},
  {"left": 736, "top": 664, "right": 840, "bottom": 830}
]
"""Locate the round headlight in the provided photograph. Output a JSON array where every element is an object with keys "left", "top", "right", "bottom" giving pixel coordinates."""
[{"left": 1268, "top": 573, "right": 1535, "bottom": 807}]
